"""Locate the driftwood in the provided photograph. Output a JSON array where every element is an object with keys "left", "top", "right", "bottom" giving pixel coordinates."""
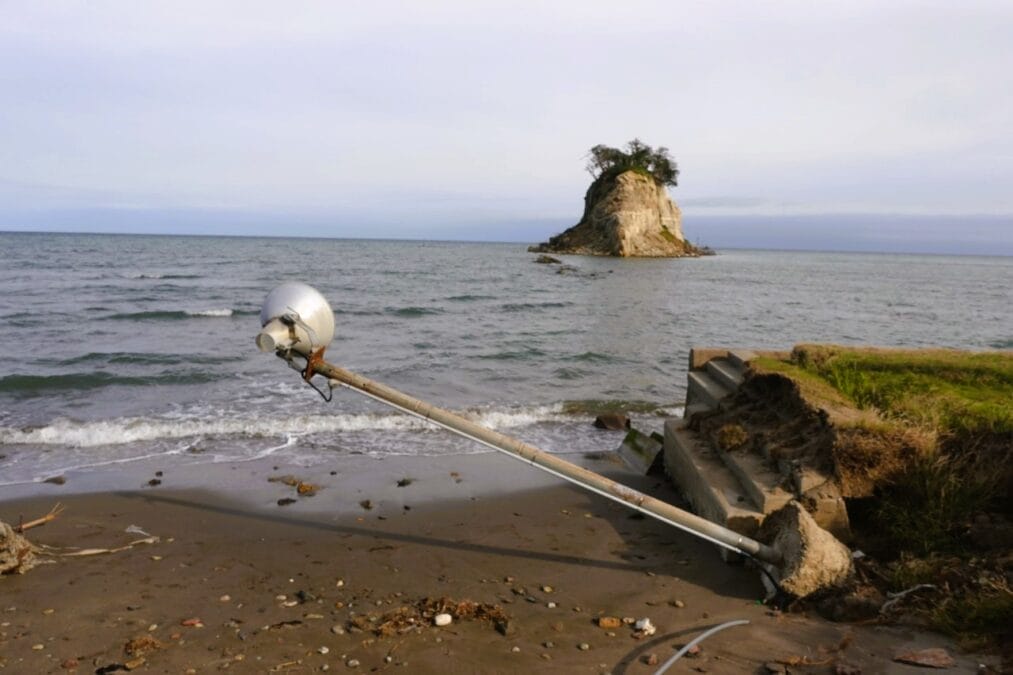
[
  {"left": 2, "top": 505, "right": 163, "bottom": 576},
  {"left": 16, "top": 503, "right": 64, "bottom": 533}
]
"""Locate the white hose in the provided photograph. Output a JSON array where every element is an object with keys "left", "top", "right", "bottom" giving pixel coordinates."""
[{"left": 653, "top": 619, "right": 749, "bottom": 675}]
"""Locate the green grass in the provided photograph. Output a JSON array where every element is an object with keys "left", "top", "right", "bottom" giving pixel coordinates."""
[
  {"left": 791, "top": 345, "right": 1013, "bottom": 436},
  {"left": 756, "top": 345, "right": 1013, "bottom": 650},
  {"left": 753, "top": 345, "right": 1011, "bottom": 554},
  {"left": 874, "top": 453, "right": 998, "bottom": 555},
  {"left": 930, "top": 591, "right": 1013, "bottom": 651}
]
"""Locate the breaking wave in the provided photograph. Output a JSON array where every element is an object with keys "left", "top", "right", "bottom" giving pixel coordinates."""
[
  {"left": 0, "top": 404, "right": 578, "bottom": 448},
  {"left": 103, "top": 308, "right": 241, "bottom": 321}
]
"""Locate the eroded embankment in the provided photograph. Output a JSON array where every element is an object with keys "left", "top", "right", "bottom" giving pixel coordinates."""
[{"left": 696, "top": 345, "right": 1012, "bottom": 653}]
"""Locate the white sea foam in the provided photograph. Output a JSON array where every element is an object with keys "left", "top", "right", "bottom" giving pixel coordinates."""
[
  {"left": 187, "top": 308, "right": 233, "bottom": 317},
  {"left": 0, "top": 404, "right": 574, "bottom": 448}
]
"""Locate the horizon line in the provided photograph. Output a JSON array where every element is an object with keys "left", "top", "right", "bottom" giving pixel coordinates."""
[{"left": 2, "top": 228, "right": 1010, "bottom": 259}]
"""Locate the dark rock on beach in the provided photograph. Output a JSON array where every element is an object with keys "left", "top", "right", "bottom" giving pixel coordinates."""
[{"left": 593, "top": 412, "right": 630, "bottom": 430}]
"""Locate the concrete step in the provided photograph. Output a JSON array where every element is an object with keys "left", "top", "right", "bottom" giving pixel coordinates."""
[
  {"left": 727, "top": 349, "right": 758, "bottom": 370},
  {"left": 676, "top": 403, "right": 711, "bottom": 428},
  {"left": 686, "top": 370, "right": 733, "bottom": 409},
  {"left": 616, "top": 428, "right": 663, "bottom": 475},
  {"left": 662, "top": 420, "right": 763, "bottom": 538},
  {"left": 714, "top": 447, "right": 794, "bottom": 514},
  {"left": 705, "top": 358, "right": 745, "bottom": 391}
]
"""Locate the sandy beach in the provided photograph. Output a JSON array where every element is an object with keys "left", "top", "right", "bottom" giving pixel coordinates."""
[{"left": 1, "top": 452, "right": 994, "bottom": 674}]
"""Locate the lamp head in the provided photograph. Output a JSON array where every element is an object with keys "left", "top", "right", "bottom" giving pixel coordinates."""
[{"left": 256, "top": 282, "right": 335, "bottom": 357}]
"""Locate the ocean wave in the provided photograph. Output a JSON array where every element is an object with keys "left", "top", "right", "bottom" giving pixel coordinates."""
[
  {"left": 129, "top": 273, "right": 202, "bottom": 280},
  {"left": 0, "top": 370, "right": 220, "bottom": 395},
  {"left": 0, "top": 404, "right": 576, "bottom": 448},
  {"left": 188, "top": 308, "right": 233, "bottom": 317},
  {"left": 500, "top": 301, "right": 573, "bottom": 312},
  {"left": 385, "top": 306, "right": 444, "bottom": 317},
  {"left": 563, "top": 351, "right": 614, "bottom": 363},
  {"left": 476, "top": 348, "right": 547, "bottom": 361},
  {"left": 50, "top": 352, "right": 246, "bottom": 367},
  {"left": 445, "top": 294, "right": 496, "bottom": 302},
  {"left": 103, "top": 308, "right": 239, "bottom": 321},
  {"left": 562, "top": 399, "right": 681, "bottom": 415}
]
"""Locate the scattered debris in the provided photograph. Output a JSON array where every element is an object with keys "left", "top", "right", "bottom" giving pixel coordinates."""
[
  {"left": 359, "top": 500, "right": 373, "bottom": 510},
  {"left": 345, "top": 596, "right": 508, "bottom": 637},
  {"left": 296, "top": 482, "right": 317, "bottom": 496},
  {"left": 495, "top": 618, "right": 516, "bottom": 636},
  {"left": 15, "top": 503, "right": 64, "bottom": 533},
  {"left": 124, "top": 634, "right": 164, "bottom": 657},
  {"left": 893, "top": 648, "right": 956, "bottom": 669},
  {"left": 1, "top": 520, "right": 37, "bottom": 575},
  {"left": 597, "top": 616, "right": 622, "bottom": 629},
  {"left": 396, "top": 478, "right": 414, "bottom": 487},
  {"left": 147, "top": 479, "right": 161, "bottom": 487},
  {"left": 634, "top": 617, "right": 656, "bottom": 637},
  {"left": 534, "top": 254, "right": 562, "bottom": 264},
  {"left": 880, "top": 584, "right": 937, "bottom": 614}
]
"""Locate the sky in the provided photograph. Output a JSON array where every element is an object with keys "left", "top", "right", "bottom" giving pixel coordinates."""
[{"left": 2, "top": 1, "right": 1012, "bottom": 253}]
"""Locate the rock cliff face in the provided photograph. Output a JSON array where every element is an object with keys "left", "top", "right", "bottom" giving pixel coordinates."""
[{"left": 529, "top": 170, "right": 698, "bottom": 257}]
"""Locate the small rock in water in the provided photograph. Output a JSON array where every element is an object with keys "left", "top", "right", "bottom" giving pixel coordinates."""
[
  {"left": 147, "top": 479, "right": 161, "bottom": 487},
  {"left": 346, "top": 659, "right": 360, "bottom": 668},
  {"left": 318, "top": 646, "right": 329, "bottom": 655},
  {"left": 277, "top": 498, "right": 296, "bottom": 506},
  {"left": 643, "top": 653, "right": 659, "bottom": 666},
  {"left": 541, "top": 585, "right": 553, "bottom": 593},
  {"left": 578, "top": 642, "right": 591, "bottom": 651},
  {"left": 331, "top": 624, "right": 345, "bottom": 635},
  {"left": 434, "top": 613, "right": 452, "bottom": 627},
  {"left": 593, "top": 412, "right": 630, "bottom": 430},
  {"left": 511, "top": 646, "right": 521, "bottom": 653},
  {"left": 44, "top": 476, "right": 66, "bottom": 485}
]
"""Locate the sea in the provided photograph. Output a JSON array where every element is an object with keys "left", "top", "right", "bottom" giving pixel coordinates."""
[{"left": 1, "top": 232, "right": 1010, "bottom": 488}]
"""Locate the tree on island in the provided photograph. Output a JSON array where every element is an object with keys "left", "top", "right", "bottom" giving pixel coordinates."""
[{"left": 585, "top": 139, "right": 679, "bottom": 187}]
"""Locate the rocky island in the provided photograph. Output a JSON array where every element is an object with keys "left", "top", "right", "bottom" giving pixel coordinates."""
[{"left": 530, "top": 140, "right": 705, "bottom": 257}]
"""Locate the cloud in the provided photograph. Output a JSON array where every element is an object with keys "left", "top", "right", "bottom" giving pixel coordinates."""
[{"left": 1, "top": 1, "right": 1011, "bottom": 251}]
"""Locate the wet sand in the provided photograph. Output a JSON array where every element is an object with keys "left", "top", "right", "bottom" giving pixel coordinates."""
[{"left": 0, "top": 452, "right": 993, "bottom": 673}]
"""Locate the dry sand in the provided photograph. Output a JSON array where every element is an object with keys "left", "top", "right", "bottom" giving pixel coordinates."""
[{"left": 0, "top": 452, "right": 994, "bottom": 674}]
